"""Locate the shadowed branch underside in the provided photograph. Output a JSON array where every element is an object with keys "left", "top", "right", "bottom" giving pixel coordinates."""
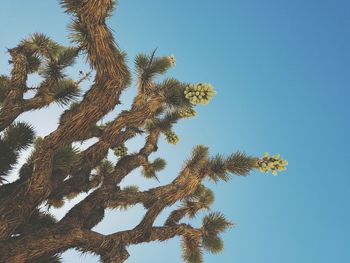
[{"left": 0, "top": 1, "right": 287, "bottom": 263}]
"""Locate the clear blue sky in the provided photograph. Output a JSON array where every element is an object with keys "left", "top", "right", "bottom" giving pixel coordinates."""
[{"left": 1, "top": 0, "right": 349, "bottom": 262}]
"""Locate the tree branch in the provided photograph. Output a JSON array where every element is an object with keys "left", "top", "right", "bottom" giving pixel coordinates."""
[{"left": 0, "top": 0, "right": 130, "bottom": 240}]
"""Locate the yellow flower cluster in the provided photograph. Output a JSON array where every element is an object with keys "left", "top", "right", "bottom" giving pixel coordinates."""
[
  {"left": 113, "top": 144, "right": 128, "bottom": 157},
  {"left": 257, "top": 152, "right": 288, "bottom": 176},
  {"left": 168, "top": 54, "right": 176, "bottom": 67},
  {"left": 184, "top": 83, "right": 216, "bottom": 105},
  {"left": 164, "top": 130, "right": 179, "bottom": 145},
  {"left": 179, "top": 108, "right": 196, "bottom": 118}
]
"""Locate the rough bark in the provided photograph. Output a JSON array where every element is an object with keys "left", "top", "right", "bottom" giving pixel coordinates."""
[{"left": 0, "top": 1, "right": 265, "bottom": 262}]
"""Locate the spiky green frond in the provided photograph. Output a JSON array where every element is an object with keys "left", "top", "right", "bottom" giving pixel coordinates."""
[
  {"left": 141, "top": 165, "right": 158, "bottom": 181},
  {"left": 135, "top": 52, "right": 172, "bottom": 83},
  {"left": 19, "top": 33, "right": 50, "bottom": 53},
  {"left": 14, "top": 210, "right": 57, "bottom": 234},
  {"left": 122, "top": 185, "right": 139, "bottom": 193},
  {"left": 56, "top": 47, "right": 79, "bottom": 68},
  {"left": 135, "top": 54, "right": 149, "bottom": 72},
  {"left": 105, "top": 0, "right": 117, "bottom": 18},
  {"left": 148, "top": 56, "right": 172, "bottom": 75},
  {"left": 21, "top": 33, "right": 62, "bottom": 58},
  {"left": 29, "top": 33, "right": 55, "bottom": 51},
  {"left": 52, "top": 144, "right": 80, "bottom": 174},
  {"left": 187, "top": 145, "right": 209, "bottom": 167},
  {"left": 53, "top": 79, "right": 80, "bottom": 106},
  {"left": 190, "top": 185, "right": 215, "bottom": 208},
  {"left": 21, "top": 138, "right": 78, "bottom": 177},
  {"left": 2, "top": 122, "right": 35, "bottom": 151},
  {"left": 160, "top": 78, "right": 191, "bottom": 108},
  {"left": 141, "top": 158, "right": 165, "bottom": 181},
  {"left": 181, "top": 236, "right": 203, "bottom": 263},
  {"left": 68, "top": 19, "right": 89, "bottom": 47},
  {"left": 225, "top": 151, "right": 257, "bottom": 176},
  {"left": 39, "top": 61, "right": 64, "bottom": 79},
  {"left": 178, "top": 186, "right": 214, "bottom": 218},
  {"left": 26, "top": 55, "right": 41, "bottom": 73},
  {"left": 202, "top": 235, "right": 224, "bottom": 254},
  {"left": 97, "top": 159, "right": 114, "bottom": 176},
  {"left": 59, "top": 0, "right": 84, "bottom": 14},
  {"left": 18, "top": 136, "right": 77, "bottom": 179},
  {"left": 208, "top": 154, "right": 230, "bottom": 182},
  {"left": 146, "top": 112, "right": 179, "bottom": 132},
  {"left": 151, "top": 158, "right": 166, "bottom": 171},
  {"left": 159, "top": 112, "right": 180, "bottom": 131},
  {"left": 202, "top": 212, "right": 233, "bottom": 235},
  {"left": 180, "top": 201, "right": 203, "bottom": 218}
]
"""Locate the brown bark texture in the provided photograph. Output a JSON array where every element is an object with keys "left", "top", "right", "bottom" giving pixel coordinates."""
[{"left": 0, "top": 1, "right": 261, "bottom": 262}]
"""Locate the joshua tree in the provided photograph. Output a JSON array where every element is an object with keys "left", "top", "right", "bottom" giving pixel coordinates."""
[{"left": 0, "top": 1, "right": 287, "bottom": 262}]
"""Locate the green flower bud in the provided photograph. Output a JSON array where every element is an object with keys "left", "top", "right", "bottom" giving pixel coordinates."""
[
  {"left": 164, "top": 130, "right": 179, "bottom": 145},
  {"left": 184, "top": 83, "right": 216, "bottom": 105}
]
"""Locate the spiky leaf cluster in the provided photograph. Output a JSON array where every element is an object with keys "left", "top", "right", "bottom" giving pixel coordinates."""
[
  {"left": 163, "top": 130, "right": 179, "bottom": 145},
  {"left": 0, "top": 122, "right": 35, "bottom": 183},
  {"left": 19, "top": 137, "right": 79, "bottom": 179},
  {"left": 97, "top": 159, "right": 114, "bottom": 176},
  {"left": 51, "top": 145, "right": 80, "bottom": 174},
  {"left": 52, "top": 79, "right": 80, "bottom": 106},
  {"left": 186, "top": 145, "right": 209, "bottom": 169},
  {"left": 18, "top": 33, "right": 79, "bottom": 79},
  {"left": 0, "top": 3, "right": 288, "bottom": 262},
  {"left": 14, "top": 210, "right": 57, "bottom": 235},
  {"left": 152, "top": 158, "right": 167, "bottom": 171},
  {"left": 190, "top": 185, "right": 215, "bottom": 208},
  {"left": 160, "top": 78, "right": 191, "bottom": 109},
  {"left": 113, "top": 144, "right": 128, "bottom": 157},
  {"left": 135, "top": 51, "right": 173, "bottom": 93},
  {"left": 200, "top": 212, "right": 233, "bottom": 254},
  {"left": 122, "top": 185, "right": 139, "bottom": 193},
  {"left": 257, "top": 152, "right": 288, "bottom": 176},
  {"left": 202, "top": 212, "right": 233, "bottom": 235},
  {"left": 183, "top": 185, "right": 215, "bottom": 218},
  {"left": 202, "top": 235, "right": 224, "bottom": 254},
  {"left": 184, "top": 83, "right": 216, "bottom": 105},
  {"left": 181, "top": 236, "right": 203, "bottom": 263},
  {"left": 3, "top": 122, "right": 35, "bottom": 151},
  {"left": 141, "top": 158, "right": 166, "bottom": 181},
  {"left": 135, "top": 52, "right": 172, "bottom": 78},
  {"left": 225, "top": 152, "right": 258, "bottom": 176}
]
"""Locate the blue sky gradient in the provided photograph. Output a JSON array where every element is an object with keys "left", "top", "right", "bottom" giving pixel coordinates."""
[{"left": 1, "top": 1, "right": 349, "bottom": 262}]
